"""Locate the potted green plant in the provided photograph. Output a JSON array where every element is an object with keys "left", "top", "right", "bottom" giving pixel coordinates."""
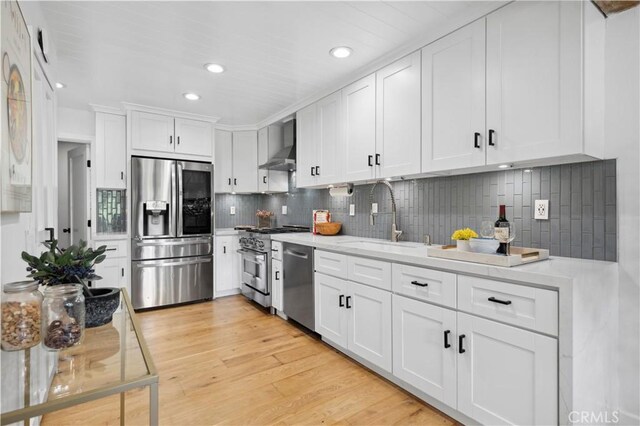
[{"left": 21, "top": 239, "right": 121, "bottom": 328}]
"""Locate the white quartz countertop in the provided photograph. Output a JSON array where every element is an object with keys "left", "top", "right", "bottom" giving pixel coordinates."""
[
  {"left": 215, "top": 228, "right": 240, "bottom": 236},
  {"left": 270, "top": 233, "right": 616, "bottom": 290}
]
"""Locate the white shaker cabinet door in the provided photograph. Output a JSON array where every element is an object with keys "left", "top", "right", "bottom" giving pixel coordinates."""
[
  {"left": 343, "top": 74, "right": 376, "bottom": 182},
  {"left": 376, "top": 51, "right": 422, "bottom": 179},
  {"left": 347, "top": 281, "right": 392, "bottom": 373},
  {"left": 486, "top": 1, "right": 582, "bottom": 165},
  {"left": 457, "top": 312, "right": 557, "bottom": 426},
  {"left": 231, "top": 131, "right": 258, "bottom": 193},
  {"left": 257, "top": 127, "right": 270, "bottom": 193},
  {"left": 174, "top": 118, "right": 213, "bottom": 158},
  {"left": 296, "top": 104, "right": 318, "bottom": 188},
  {"left": 316, "top": 91, "right": 344, "bottom": 186},
  {"left": 422, "top": 19, "right": 486, "bottom": 173},
  {"left": 214, "top": 130, "right": 233, "bottom": 193},
  {"left": 95, "top": 113, "right": 126, "bottom": 189},
  {"left": 392, "top": 295, "right": 457, "bottom": 408},
  {"left": 131, "top": 111, "right": 174, "bottom": 153},
  {"left": 314, "top": 273, "right": 348, "bottom": 348}
]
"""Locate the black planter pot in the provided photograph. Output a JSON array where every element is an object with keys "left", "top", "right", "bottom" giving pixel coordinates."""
[{"left": 85, "top": 287, "right": 121, "bottom": 328}]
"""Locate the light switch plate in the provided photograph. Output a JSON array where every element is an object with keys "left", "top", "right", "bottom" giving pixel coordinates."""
[
  {"left": 230, "top": 206, "right": 236, "bottom": 215},
  {"left": 534, "top": 200, "right": 549, "bottom": 220},
  {"left": 349, "top": 204, "right": 355, "bottom": 216},
  {"left": 282, "top": 205, "right": 288, "bottom": 215},
  {"left": 371, "top": 203, "right": 378, "bottom": 214}
]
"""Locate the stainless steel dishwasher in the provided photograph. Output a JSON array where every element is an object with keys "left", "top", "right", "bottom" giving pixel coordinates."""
[{"left": 282, "top": 243, "right": 314, "bottom": 331}]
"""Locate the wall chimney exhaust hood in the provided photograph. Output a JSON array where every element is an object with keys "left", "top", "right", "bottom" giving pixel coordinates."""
[{"left": 259, "top": 120, "right": 296, "bottom": 171}]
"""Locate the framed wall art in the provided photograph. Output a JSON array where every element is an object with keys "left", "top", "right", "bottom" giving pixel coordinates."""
[{"left": 1, "top": 0, "right": 32, "bottom": 213}]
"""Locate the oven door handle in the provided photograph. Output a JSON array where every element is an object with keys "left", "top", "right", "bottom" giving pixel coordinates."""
[
  {"left": 134, "top": 257, "right": 212, "bottom": 268},
  {"left": 237, "top": 249, "right": 266, "bottom": 262}
]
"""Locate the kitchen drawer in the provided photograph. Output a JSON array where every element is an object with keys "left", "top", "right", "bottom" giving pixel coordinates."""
[
  {"left": 272, "top": 241, "right": 283, "bottom": 261},
  {"left": 315, "top": 250, "right": 348, "bottom": 279},
  {"left": 457, "top": 276, "right": 558, "bottom": 336},
  {"left": 97, "top": 239, "right": 127, "bottom": 258},
  {"left": 347, "top": 256, "right": 391, "bottom": 291},
  {"left": 392, "top": 264, "right": 456, "bottom": 308}
]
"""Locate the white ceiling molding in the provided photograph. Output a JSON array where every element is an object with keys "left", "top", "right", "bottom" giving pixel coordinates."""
[
  {"left": 121, "top": 102, "right": 220, "bottom": 123},
  {"left": 90, "top": 104, "right": 125, "bottom": 115},
  {"left": 215, "top": 123, "right": 259, "bottom": 132}
]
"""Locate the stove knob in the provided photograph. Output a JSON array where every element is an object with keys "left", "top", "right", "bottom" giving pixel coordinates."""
[
  {"left": 256, "top": 240, "right": 265, "bottom": 250},
  {"left": 239, "top": 237, "right": 247, "bottom": 245}
]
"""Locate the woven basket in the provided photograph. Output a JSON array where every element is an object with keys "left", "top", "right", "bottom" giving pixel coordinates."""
[{"left": 315, "top": 222, "right": 342, "bottom": 236}]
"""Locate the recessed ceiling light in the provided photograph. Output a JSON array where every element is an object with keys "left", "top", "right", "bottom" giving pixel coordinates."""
[
  {"left": 204, "top": 63, "right": 225, "bottom": 73},
  {"left": 55, "top": 82, "right": 66, "bottom": 89},
  {"left": 183, "top": 93, "right": 200, "bottom": 101},
  {"left": 498, "top": 164, "right": 511, "bottom": 169},
  {"left": 330, "top": 46, "right": 352, "bottom": 59}
]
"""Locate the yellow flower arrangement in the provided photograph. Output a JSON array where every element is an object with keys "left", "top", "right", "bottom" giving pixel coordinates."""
[{"left": 451, "top": 228, "right": 479, "bottom": 241}]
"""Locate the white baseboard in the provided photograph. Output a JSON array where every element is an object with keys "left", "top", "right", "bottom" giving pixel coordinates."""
[{"left": 214, "top": 288, "right": 241, "bottom": 298}]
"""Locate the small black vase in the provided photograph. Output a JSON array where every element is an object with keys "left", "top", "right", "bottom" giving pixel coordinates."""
[{"left": 84, "top": 287, "right": 120, "bottom": 328}]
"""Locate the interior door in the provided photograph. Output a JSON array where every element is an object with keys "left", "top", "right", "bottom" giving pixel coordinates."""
[
  {"left": 214, "top": 130, "right": 233, "bottom": 193},
  {"left": 392, "top": 294, "right": 457, "bottom": 407},
  {"left": 68, "top": 145, "right": 90, "bottom": 245},
  {"left": 343, "top": 74, "right": 376, "bottom": 182},
  {"left": 422, "top": 19, "right": 486, "bottom": 172}
]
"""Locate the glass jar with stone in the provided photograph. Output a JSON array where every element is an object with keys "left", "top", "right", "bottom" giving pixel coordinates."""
[
  {"left": 1, "top": 281, "right": 43, "bottom": 351},
  {"left": 41, "top": 284, "right": 85, "bottom": 351}
]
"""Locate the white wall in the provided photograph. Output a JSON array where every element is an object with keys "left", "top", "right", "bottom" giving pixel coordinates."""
[
  {"left": 604, "top": 7, "right": 640, "bottom": 424},
  {"left": 57, "top": 107, "right": 95, "bottom": 140}
]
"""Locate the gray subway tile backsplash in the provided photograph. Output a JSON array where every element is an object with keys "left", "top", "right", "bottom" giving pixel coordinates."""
[{"left": 215, "top": 159, "right": 617, "bottom": 261}]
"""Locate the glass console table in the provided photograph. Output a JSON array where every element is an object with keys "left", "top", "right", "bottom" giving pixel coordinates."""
[{"left": 1, "top": 289, "right": 158, "bottom": 425}]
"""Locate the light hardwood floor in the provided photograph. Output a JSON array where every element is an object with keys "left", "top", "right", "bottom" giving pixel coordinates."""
[{"left": 43, "top": 295, "right": 456, "bottom": 425}]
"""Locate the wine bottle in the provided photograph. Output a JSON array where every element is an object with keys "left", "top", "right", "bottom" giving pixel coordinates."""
[{"left": 495, "top": 204, "right": 509, "bottom": 254}]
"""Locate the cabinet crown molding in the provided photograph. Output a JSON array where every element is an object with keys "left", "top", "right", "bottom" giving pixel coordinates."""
[
  {"left": 122, "top": 102, "right": 220, "bottom": 123},
  {"left": 90, "top": 104, "right": 125, "bottom": 115}
]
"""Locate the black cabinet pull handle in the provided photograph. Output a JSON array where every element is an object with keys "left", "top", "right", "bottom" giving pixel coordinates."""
[
  {"left": 45, "top": 227, "right": 55, "bottom": 243},
  {"left": 474, "top": 132, "right": 481, "bottom": 149},
  {"left": 339, "top": 294, "right": 344, "bottom": 307},
  {"left": 263, "top": 176, "right": 267, "bottom": 184},
  {"left": 275, "top": 271, "right": 280, "bottom": 280},
  {"left": 121, "top": 171, "right": 124, "bottom": 180},
  {"left": 169, "top": 135, "right": 173, "bottom": 144},
  {"left": 177, "top": 136, "right": 180, "bottom": 145},
  {"left": 346, "top": 296, "right": 352, "bottom": 309},
  {"left": 488, "top": 296, "right": 512, "bottom": 305},
  {"left": 223, "top": 246, "right": 226, "bottom": 254},
  {"left": 459, "top": 334, "right": 466, "bottom": 354},
  {"left": 375, "top": 154, "right": 381, "bottom": 165},
  {"left": 410, "top": 280, "right": 428, "bottom": 287},
  {"left": 311, "top": 166, "right": 315, "bottom": 176},
  {"left": 444, "top": 330, "right": 451, "bottom": 348},
  {"left": 234, "top": 178, "right": 237, "bottom": 185},
  {"left": 488, "top": 129, "right": 495, "bottom": 146},
  {"left": 368, "top": 155, "right": 373, "bottom": 167},
  {"left": 228, "top": 178, "right": 231, "bottom": 185},
  {"left": 121, "top": 267, "right": 125, "bottom": 277},
  {"left": 62, "top": 228, "right": 70, "bottom": 234},
  {"left": 315, "top": 166, "right": 320, "bottom": 175}
]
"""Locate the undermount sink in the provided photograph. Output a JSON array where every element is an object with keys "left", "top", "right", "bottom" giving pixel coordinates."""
[{"left": 335, "top": 240, "right": 425, "bottom": 250}]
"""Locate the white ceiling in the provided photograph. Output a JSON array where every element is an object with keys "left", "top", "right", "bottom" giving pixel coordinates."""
[{"left": 41, "top": 1, "right": 502, "bottom": 125}]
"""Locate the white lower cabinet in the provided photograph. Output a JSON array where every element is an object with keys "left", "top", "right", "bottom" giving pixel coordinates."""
[
  {"left": 392, "top": 294, "right": 457, "bottom": 408},
  {"left": 314, "top": 273, "right": 392, "bottom": 372},
  {"left": 457, "top": 312, "right": 557, "bottom": 425},
  {"left": 215, "top": 236, "right": 241, "bottom": 297},
  {"left": 272, "top": 258, "right": 283, "bottom": 311}
]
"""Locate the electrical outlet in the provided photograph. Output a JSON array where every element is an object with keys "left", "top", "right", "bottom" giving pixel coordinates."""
[
  {"left": 349, "top": 204, "right": 355, "bottom": 216},
  {"left": 282, "top": 205, "right": 288, "bottom": 215},
  {"left": 371, "top": 203, "right": 378, "bottom": 214},
  {"left": 230, "top": 206, "right": 236, "bottom": 215},
  {"left": 534, "top": 200, "right": 549, "bottom": 220}
]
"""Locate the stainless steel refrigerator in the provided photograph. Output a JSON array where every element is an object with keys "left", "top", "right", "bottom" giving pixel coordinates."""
[{"left": 130, "top": 157, "right": 214, "bottom": 309}]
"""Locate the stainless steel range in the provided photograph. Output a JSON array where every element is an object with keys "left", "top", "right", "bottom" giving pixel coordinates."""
[{"left": 237, "top": 226, "right": 309, "bottom": 307}]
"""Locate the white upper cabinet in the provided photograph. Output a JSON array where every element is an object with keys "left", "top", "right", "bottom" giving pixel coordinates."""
[
  {"left": 231, "top": 131, "right": 258, "bottom": 193},
  {"left": 315, "top": 92, "right": 344, "bottom": 185},
  {"left": 486, "top": 1, "right": 582, "bottom": 165},
  {"left": 131, "top": 111, "right": 214, "bottom": 158},
  {"left": 422, "top": 20, "right": 486, "bottom": 173},
  {"left": 296, "top": 103, "right": 318, "bottom": 188},
  {"left": 376, "top": 51, "right": 422, "bottom": 179},
  {"left": 95, "top": 113, "right": 126, "bottom": 189},
  {"left": 131, "top": 111, "right": 174, "bottom": 153},
  {"left": 174, "top": 118, "right": 213, "bottom": 157},
  {"left": 343, "top": 74, "right": 376, "bottom": 182},
  {"left": 214, "top": 129, "right": 233, "bottom": 193},
  {"left": 258, "top": 125, "right": 288, "bottom": 193}
]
